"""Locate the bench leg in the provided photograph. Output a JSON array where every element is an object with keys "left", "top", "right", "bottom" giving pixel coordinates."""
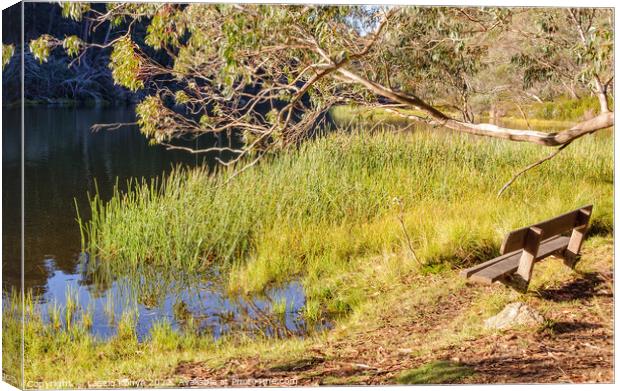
[
  {"left": 513, "top": 227, "right": 543, "bottom": 291},
  {"left": 563, "top": 207, "right": 591, "bottom": 268},
  {"left": 563, "top": 223, "right": 588, "bottom": 268}
]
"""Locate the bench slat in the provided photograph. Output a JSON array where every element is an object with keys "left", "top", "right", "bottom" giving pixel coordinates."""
[
  {"left": 469, "top": 252, "right": 521, "bottom": 284},
  {"left": 468, "top": 235, "right": 570, "bottom": 284},
  {"left": 459, "top": 250, "right": 519, "bottom": 278}
]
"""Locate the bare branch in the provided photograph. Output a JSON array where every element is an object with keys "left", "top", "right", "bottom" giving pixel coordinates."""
[
  {"left": 161, "top": 143, "right": 244, "bottom": 155},
  {"left": 497, "top": 142, "right": 573, "bottom": 197},
  {"left": 514, "top": 101, "right": 532, "bottom": 130}
]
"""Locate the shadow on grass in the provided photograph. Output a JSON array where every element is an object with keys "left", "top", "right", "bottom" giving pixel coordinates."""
[
  {"left": 396, "top": 361, "right": 474, "bottom": 384},
  {"left": 546, "top": 321, "right": 602, "bottom": 334},
  {"left": 587, "top": 221, "right": 613, "bottom": 237},
  {"left": 537, "top": 272, "right": 612, "bottom": 302}
]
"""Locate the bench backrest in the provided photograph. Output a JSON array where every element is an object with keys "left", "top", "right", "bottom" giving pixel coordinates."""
[{"left": 500, "top": 205, "right": 593, "bottom": 254}]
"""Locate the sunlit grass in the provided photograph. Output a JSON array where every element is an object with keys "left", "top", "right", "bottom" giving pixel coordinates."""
[
  {"left": 396, "top": 361, "right": 475, "bottom": 384},
  {"left": 2, "top": 289, "right": 27, "bottom": 388},
  {"left": 65, "top": 285, "right": 79, "bottom": 330},
  {"left": 79, "top": 124, "right": 612, "bottom": 321},
  {"left": 528, "top": 95, "right": 613, "bottom": 121},
  {"left": 48, "top": 299, "right": 62, "bottom": 330},
  {"left": 81, "top": 302, "right": 94, "bottom": 331},
  {"left": 271, "top": 297, "right": 288, "bottom": 318},
  {"left": 104, "top": 292, "right": 115, "bottom": 325},
  {"left": 3, "top": 288, "right": 314, "bottom": 387}
]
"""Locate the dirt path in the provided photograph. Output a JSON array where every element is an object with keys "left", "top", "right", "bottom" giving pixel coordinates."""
[
  {"left": 440, "top": 270, "right": 613, "bottom": 384},
  {"left": 175, "top": 242, "right": 613, "bottom": 385}
]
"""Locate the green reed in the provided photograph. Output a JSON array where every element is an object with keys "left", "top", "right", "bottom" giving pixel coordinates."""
[
  {"left": 64, "top": 285, "right": 79, "bottom": 330},
  {"left": 48, "top": 299, "right": 62, "bottom": 330},
  {"left": 272, "top": 297, "right": 288, "bottom": 318},
  {"left": 81, "top": 301, "right": 94, "bottom": 330}
]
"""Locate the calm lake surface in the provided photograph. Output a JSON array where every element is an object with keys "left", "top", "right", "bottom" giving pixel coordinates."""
[{"left": 2, "top": 106, "right": 318, "bottom": 340}]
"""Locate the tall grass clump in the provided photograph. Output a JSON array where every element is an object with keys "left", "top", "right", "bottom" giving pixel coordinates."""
[
  {"left": 116, "top": 311, "right": 138, "bottom": 341},
  {"left": 530, "top": 95, "right": 614, "bottom": 121},
  {"left": 64, "top": 285, "right": 79, "bottom": 330},
  {"left": 48, "top": 299, "right": 63, "bottom": 330},
  {"left": 272, "top": 297, "right": 288, "bottom": 319},
  {"left": 81, "top": 301, "right": 94, "bottom": 330},
  {"left": 79, "top": 125, "right": 613, "bottom": 317},
  {"left": 2, "top": 289, "right": 30, "bottom": 388}
]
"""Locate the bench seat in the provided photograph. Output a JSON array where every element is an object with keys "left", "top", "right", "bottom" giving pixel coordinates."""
[{"left": 460, "top": 235, "right": 570, "bottom": 284}]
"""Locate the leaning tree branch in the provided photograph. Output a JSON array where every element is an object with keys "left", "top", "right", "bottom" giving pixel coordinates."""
[
  {"left": 497, "top": 142, "right": 573, "bottom": 197},
  {"left": 336, "top": 67, "right": 614, "bottom": 146}
]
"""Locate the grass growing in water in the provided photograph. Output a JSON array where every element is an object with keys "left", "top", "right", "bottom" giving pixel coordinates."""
[
  {"left": 5, "top": 237, "right": 612, "bottom": 387},
  {"left": 81, "top": 302, "right": 94, "bottom": 330},
  {"left": 104, "top": 293, "right": 115, "bottom": 324},
  {"left": 272, "top": 297, "right": 288, "bottom": 318},
  {"left": 65, "top": 285, "right": 79, "bottom": 329},
  {"left": 1, "top": 287, "right": 213, "bottom": 388}
]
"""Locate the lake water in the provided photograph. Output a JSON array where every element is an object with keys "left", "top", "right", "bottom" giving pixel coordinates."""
[{"left": 2, "top": 106, "right": 322, "bottom": 340}]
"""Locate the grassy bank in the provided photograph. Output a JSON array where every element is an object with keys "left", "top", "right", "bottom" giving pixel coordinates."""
[
  {"left": 4, "top": 237, "right": 613, "bottom": 387},
  {"left": 6, "top": 118, "right": 613, "bottom": 387},
  {"left": 81, "top": 125, "right": 612, "bottom": 316},
  {"left": 527, "top": 95, "right": 614, "bottom": 121},
  {"left": 3, "top": 286, "right": 314, "bottom": 388}
]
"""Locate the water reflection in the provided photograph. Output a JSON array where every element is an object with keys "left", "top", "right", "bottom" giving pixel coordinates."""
[
  {"left": 3, "top": 106, "right": 324, "bottom": 340},
  {"left": 39, "top": 255, "right": 323, "bottom": 340}
]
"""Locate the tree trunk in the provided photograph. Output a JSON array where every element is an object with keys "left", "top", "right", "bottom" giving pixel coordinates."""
[
  {"left": 561, "top": 80, "right": 580, "bottom": 100},
  {"left": 594, "top": 76, "right": 610, "bottom": 113}
]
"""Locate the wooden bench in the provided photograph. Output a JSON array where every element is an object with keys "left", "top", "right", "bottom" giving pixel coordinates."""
[{"left": 460, "top": 205, "right": 592, "bottom": 291}]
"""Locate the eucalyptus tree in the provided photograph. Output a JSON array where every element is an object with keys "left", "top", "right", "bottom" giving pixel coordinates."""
[
  {"left": 27, "top": 3, "right": 613, "bottom": 172},
  {"left": 507, "top": 8, "right": 613, "bottom": 105}
]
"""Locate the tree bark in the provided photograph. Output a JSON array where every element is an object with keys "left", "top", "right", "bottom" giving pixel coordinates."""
[{"left": 594, "top": 76, "right": 610, "bottom": 113}]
